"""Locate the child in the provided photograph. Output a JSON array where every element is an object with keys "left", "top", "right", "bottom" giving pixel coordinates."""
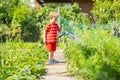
[{"left": 43, "top": 11, "right": 60, "bottom": 64}]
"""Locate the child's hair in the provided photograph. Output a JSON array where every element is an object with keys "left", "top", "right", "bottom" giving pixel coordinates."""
[{"left": 49, "top": 11, "right": 59, "bottom": 19}]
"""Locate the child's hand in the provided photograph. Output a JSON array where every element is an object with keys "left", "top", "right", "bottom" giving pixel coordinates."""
[{"left": 43, "top": 38, "right": 46, "bottom": 43}]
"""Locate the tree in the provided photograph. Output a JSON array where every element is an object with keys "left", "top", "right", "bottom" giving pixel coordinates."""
[
  {"left": 92, "top": 0, "right": 120, "bottom": 23},
  {"left": 0, "top": 0, "right": 21, "bottom": 26}
]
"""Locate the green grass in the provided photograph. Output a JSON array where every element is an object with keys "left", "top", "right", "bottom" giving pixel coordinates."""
[{"left": 0, "top": 42, "right": 47, "bottom": 80}]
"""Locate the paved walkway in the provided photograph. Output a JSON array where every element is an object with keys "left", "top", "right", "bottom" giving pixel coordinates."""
[{"left": 41, "top": 48, "right": 75, "bottom": 80}]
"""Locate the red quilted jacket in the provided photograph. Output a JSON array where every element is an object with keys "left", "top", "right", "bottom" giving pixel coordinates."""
[{"left": 45, "top": 23, "right": 60, "bottom": 43}]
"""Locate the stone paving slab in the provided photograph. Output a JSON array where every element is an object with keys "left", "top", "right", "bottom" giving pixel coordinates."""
[
  {"left": 45, "top": 63, "right": 67, "bottom": 74},
  {"left": 41, "top": 75, "right": 74, "bottom": 80}
]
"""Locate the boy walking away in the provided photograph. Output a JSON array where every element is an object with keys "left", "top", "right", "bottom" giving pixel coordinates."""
[{"left": 43, "top": 11, "right": 60, "bottom": 64}]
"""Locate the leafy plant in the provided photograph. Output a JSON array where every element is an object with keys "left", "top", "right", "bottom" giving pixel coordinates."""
[
  {"left": 0, "top": 42, "right": 47, "bottom": 80},
  {"left": 64, "top": 27, "right": 120, "bottom": 80}
]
